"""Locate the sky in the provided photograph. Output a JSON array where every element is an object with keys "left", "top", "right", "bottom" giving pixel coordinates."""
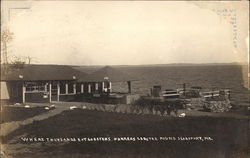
[{"left": 1, "top": 1, "right": 249, "bottom": 65}]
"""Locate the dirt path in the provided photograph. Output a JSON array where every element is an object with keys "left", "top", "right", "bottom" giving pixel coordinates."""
[
  {"left": 0, "top": 106, "right": 67, "bottom": 137},
  {"left": 0, "top": 103, "right": 74, "bottom": 158}
]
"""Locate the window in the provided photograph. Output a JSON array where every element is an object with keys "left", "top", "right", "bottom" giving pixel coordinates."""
[{"left": 26, "top": 82, "right": 46, "bottom": 92}]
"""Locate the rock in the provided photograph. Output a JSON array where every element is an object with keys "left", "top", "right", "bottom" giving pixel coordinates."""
[
  {"left": 50, "top": 104, "right": 56, "bottom": 108},
  {"left": 70, "top": 106, "right": 77, "bottom": 110},
  {"left": 179, "top": 113, "right": 186, "bottom": 117},
  {"left": 0, "top": 151, "right": 5, "bottom": 156},
  {"left": 24, "top": 105, "right": 30, "bottom": 108}
]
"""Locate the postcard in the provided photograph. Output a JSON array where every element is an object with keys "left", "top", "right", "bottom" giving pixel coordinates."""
[{"left": 1, "top": 1, "right": 249, "bottom": 158}]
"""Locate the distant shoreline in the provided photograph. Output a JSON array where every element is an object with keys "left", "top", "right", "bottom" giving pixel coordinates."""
[{"left": 8, "top": 62, "right": 246, "bottom": 68}]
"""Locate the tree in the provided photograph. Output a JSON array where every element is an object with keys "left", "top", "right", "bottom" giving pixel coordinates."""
[
  {"left": 1, "top": 30, "right": 33, "bottom": 74},
  {"left": 1, "top": 29, "right": 14, "bottom": 74},
  {"left": 1, "top": 29, "right": 14, "bottom": 64}
]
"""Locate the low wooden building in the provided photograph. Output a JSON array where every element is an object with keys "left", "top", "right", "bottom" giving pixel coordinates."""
[
  {"left": 0, "top": 65, "right": 87, "bottom": 104},
  {"left": 76, "top": 66, "right": 140, "bottom": 104}
]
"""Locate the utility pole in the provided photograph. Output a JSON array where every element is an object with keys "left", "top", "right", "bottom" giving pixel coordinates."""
[
  {"left": 177, "top": 83, "right": 189, "bottom": 96},
  {"left": 183, "top": 83, "right": 186, "bottom": 95}
]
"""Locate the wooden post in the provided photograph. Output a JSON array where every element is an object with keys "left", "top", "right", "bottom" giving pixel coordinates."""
[
  {"left": 109, "top": 82, "right": 112, "bottom": 93},
  {"left": 44, "top": 83, "right": 47, "bottom": 92},
  {"left": 81, "top": 84, "right": 84, "bottom": 93},
  {"left": 22, "top": 82, "right": 26, "bottom": 103},
  {"left": 183, "top": 83, "right": 186, "bottom": 96},
  {"left": 49, "top": 82, "right": 52, "bottom": 102},
  {"left": 73, "top": 83, "right": 76, "bottom": 94},
  {"left": 65, "top": 83, "right": 68, "bottom": 94},
  {"left": 88, "top": 84, "right": 91, "bottom": 93},
  {"left": 127, "top": 81, "right": 131, "bottom": 94},
  {"left": 95, "top": 83, "right": 98, "bottom": 90},
  {"left": 102, "top": 82, "right": 104, "bottom": 92},
  {"left": 57, "top": 82, "right": 60, "bottom": 101}
]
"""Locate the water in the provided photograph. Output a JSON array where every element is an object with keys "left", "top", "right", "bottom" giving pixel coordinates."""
[{"left": 76, "top": 64, "right": 249, "bottom": 107}]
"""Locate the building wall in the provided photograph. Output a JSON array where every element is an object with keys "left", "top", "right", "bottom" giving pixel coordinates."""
[
  {"left": 1, "top": 81, "right": 23, "bottom": 104},
  {"left": 59, "top": 94, "right": 76, "bottom": 102},
  {"left": 123, "top": 94, "right": 141, "bottom": 104},
  {"left": 1, "top": 80, "right": 80, "bottom": 103},
  {"left": 25, "top": 92, "right": 50, "bottom": 103},
  {"left": 0, "top": 82, "right": 10, "bottom": 104},
  {"left": 77, "top": 93, "right": 140, "bottom": 105},
  {"left": 1, "top": 81, "right": 10, "bottom": 100}
]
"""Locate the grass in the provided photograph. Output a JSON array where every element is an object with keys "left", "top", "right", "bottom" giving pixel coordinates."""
[
  {"left": 0, "top": 106, "right": 52, "bottom": 123},
  {"left": 3, "top": 109, "right": 250, "bottom": 158}
]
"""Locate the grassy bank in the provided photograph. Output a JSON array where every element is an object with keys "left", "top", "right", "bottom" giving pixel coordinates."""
[
  {"left": 0, "top": 106, "right": 52, "bottom": 123},
  {"left": 3, "top": 109, "right": 250, "bottom": 158}
]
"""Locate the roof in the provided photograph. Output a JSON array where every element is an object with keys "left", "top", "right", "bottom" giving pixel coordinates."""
[
  {"left": 78, "top": 66, "right": 138, "bottom": 82},
  {"left": 1, "top": 64, "right": 87, "bottom": 81}
]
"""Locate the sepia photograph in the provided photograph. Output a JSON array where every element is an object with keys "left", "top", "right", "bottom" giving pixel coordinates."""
[{"left": 0, "top": 1, "right": 249, "bottom": 158}]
